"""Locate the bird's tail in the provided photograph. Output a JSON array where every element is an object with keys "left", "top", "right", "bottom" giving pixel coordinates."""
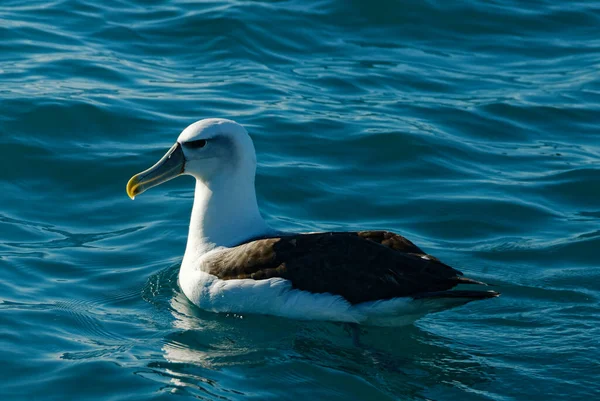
[
  {"left": 413, "top": 290, "right": 500, "bottom": 300},
  {"left": 451, "top": 276, "right": 490, "bottom": 286}
]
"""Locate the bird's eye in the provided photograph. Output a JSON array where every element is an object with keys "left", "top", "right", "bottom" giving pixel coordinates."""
[{"left": 186, "top": 139, "right": 207, "bottom": 149}]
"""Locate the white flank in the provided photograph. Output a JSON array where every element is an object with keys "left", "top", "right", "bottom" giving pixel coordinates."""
[{"left": 179, "top": 255, "right": 467, "bottom": 327}]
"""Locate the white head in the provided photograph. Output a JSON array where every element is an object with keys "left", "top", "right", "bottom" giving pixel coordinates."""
[
  {"left": 127, "top": 118, "right": 257, "bottom": 198},
  {"left": 177, "top": 118, "right": 257, "bottom": 185},
  {"left": 127, "top": 118, "right": 269, "bottom": 250}
]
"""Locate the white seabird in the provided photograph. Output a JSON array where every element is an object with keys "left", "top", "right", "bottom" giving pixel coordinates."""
[{"left": 127, "top": 118, "right": 498, "bottom": 326}]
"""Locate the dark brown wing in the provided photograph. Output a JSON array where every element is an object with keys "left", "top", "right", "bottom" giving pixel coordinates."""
[
  {"left": 205, "top": 231, "right": 480, "bottom": 304},
  {"left": 357, "top": 230, "right": 426, "bottom": 255}
]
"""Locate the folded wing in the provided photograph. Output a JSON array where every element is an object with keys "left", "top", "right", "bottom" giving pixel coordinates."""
[{"left": 205, "top": 231, "right": 493, "bottom": 304}]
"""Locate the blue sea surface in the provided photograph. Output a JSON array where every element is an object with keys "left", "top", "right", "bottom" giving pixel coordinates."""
[{"left": 1, "top": 0, "right": 599, "bottom": 399}]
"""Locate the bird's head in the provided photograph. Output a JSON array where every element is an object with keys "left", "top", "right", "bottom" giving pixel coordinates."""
[{"left": 126, "top": 118, "right": 256, "bottom": 199}]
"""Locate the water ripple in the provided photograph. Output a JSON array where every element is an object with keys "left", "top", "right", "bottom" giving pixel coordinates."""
[{"left": 1, "top": 0, "right": 599, "bottom": 400}]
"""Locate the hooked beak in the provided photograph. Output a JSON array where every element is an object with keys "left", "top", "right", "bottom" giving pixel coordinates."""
[{"left": 126, "top": 143, "right": 185, "bottom": 199}]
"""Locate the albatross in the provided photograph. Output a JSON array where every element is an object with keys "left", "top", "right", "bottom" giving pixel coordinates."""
[{"left": 127, "top": 118, "right": 498, "bottom": 326}]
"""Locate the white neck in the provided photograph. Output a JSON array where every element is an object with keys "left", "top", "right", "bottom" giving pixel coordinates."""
[{"left": 183, "top": 172, "right": 271, "bottom": 260}]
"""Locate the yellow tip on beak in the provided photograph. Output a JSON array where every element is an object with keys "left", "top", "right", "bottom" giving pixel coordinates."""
[
  {"left": 125, "top": 142, "right": 185, "bottom": 200},
  {"left": 126, "top": 175, "right": 140, "bottom": 200}
]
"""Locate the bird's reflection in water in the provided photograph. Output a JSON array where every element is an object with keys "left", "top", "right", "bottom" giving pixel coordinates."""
[{"left": 146, "top": 266, "right": 492, "bottom": 400}]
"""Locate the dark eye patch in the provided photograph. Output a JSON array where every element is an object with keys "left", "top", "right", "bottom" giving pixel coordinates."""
[{"left": 185, "top": 139, "right": 207, "bottom": 149}]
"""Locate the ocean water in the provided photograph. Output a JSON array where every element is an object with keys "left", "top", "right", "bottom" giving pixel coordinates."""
[{"left": 1, "top": 0, "right": 599, "bottom": 399}]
